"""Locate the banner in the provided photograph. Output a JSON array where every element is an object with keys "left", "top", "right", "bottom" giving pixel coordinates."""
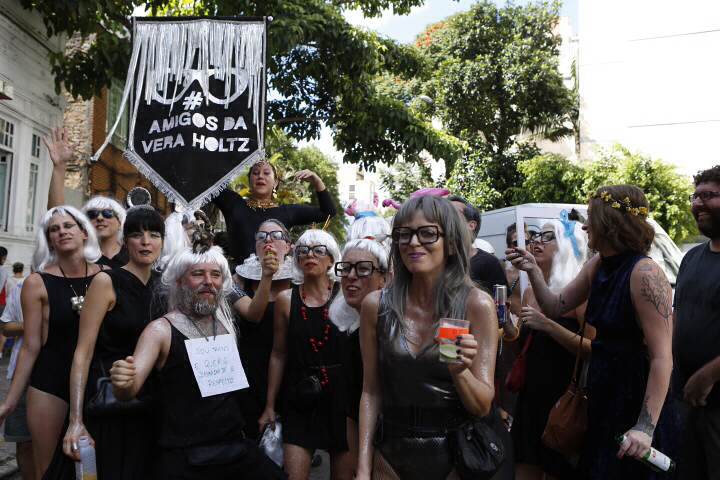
[{"left": 94, "top": 17, "right": 267, "bottom": 210}]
